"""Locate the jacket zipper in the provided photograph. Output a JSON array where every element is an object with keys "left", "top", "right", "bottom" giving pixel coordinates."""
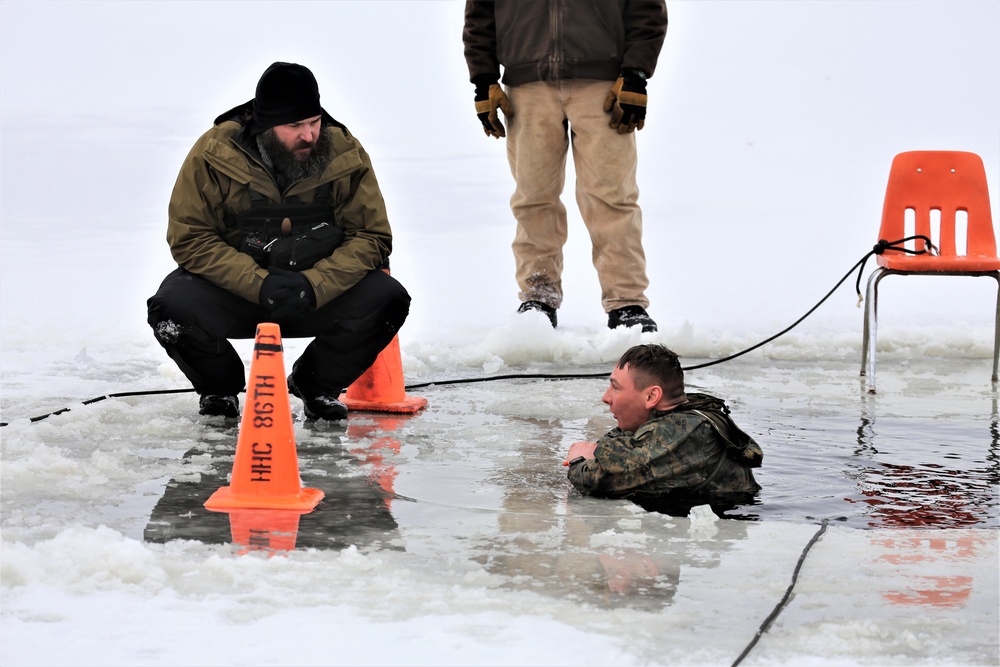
[{"left": 549, "top": 0, "right": 561, "bottom": 81}]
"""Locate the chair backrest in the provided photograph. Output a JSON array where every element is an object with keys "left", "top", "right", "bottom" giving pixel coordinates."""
[{"left": 879, "top": 151, "right": 996, "bottom": 258}]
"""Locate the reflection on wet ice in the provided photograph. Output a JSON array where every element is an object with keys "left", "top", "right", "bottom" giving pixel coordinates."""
[{"left": 144, "top": 422, "right": 405, "bottom": 555}]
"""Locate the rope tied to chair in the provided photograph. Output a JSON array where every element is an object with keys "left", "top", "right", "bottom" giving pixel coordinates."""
[
  {"left": 871, "top": 235, "right": 939, "bottom": 257},
  {"left": 853, "top": 235, "right": 939, "bottom": 305}
]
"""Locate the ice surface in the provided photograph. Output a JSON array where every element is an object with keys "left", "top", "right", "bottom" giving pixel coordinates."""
[{"left": 2, "top": 2, "right": 998, "bottom": 665}]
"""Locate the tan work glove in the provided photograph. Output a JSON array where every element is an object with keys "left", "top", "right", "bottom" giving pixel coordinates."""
[
  {"left": 603, "top": 71, "right": 648, "bottom": 134},
  {"left": 474, "top": 83, "right": 515, "bottom": 139}
]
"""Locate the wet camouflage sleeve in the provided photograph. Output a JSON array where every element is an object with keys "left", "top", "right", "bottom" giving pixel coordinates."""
[{"left": 567, "top": 413, "right": 759, "bottom": 498}]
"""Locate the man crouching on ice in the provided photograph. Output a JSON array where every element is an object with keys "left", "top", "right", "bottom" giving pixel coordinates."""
[
  {"left": 565, "top": 344, "right": 762, "bottom": 504},
  {"left": 146, "top": 62, "right": 410, "bottom": 422}
]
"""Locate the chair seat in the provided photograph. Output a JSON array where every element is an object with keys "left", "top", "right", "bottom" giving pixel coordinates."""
[{"left": 876, "top": 254, "right": 1000, "bottom": 272}]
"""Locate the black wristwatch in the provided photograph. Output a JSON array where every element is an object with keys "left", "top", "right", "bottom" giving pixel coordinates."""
[{"left": 567, "top": 456, "right": 586, "bottom": 466}]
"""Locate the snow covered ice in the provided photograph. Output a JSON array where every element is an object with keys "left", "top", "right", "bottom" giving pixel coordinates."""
[{"left": 2, "top": 2, "right": 998, "bottom": 665}]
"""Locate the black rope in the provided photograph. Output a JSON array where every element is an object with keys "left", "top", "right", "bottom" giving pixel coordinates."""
[
  {"left": 1, "top": 239, "right": 934, "bottom": 427},
  {"left": 684, "top": 235, "right": 936, "bottom": 372},
  {"left": 731, "top": 519, "right": 830, "bottom": 667},
  {"left": 403, "top": 371, "right": 609, "bottom": 391},
  {"left": 0, "top": 388, "right": 198, "bottom": 426},
  {"left": 852, "top": 234, "right": 937, "bottom": 299}
]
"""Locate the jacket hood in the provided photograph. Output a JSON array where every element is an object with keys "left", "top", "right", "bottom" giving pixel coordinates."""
[
  {"left": 673, "top": 393, "right": 728, "bottom": 415},
  {"left": 667, "top": 393, "right": 763, "bottom": 468},
  {"left": 213, "top": 100, "right": 343, "bottom": 133}
]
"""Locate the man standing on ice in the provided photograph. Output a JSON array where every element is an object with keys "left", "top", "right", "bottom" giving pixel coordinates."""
[
  {"left": 566, "top": 344, "right": 762, "bottom": 505},
  {"left": 147, "top": 62, "right": 410, "bottom": 421},
  {"left": 462, "top": 0, "right": 667, "bottom": 332}
]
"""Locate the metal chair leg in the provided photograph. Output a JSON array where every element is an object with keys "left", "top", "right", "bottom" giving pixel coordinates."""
[
  {"left": 863, "top": 269, "right": 885, "bottom": 393},
  {"left": 992, "top": 272, "right": 1000, "bottom": 383},
  {"left": 861, "top": 288, "right": 871, "bottom": 377},
  {"left": 862, "top": 269, "right": 999, "bottom": 391}
]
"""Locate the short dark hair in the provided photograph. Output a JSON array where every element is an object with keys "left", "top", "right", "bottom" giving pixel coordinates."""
[{"left": 616, "top": 344, "right": 685, "bottom": 401}]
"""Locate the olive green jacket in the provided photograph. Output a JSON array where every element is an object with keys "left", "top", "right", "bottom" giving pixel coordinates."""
[
  {"left": 568, "top": 393, "right": 762, "bottom": 500},
  {"left": 165, "top": 110, "right": 392, "bottom": 308}
]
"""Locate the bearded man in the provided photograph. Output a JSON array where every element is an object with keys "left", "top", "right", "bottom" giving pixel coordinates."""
[{"left": 147, "top": 62, "right": 410, "bottom": 421}]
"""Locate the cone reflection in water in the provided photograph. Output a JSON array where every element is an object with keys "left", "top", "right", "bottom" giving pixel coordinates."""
[
  {"left": 348, "top": 416, "right": 406, "bottom": 510},
  {"left": 205, "top": 322, "right": 324, "bottom": 511},
  {"left": 227, "top": 509, "right": 305, "bottom": 556},
  {"left": 341, "top": 334, "right": 427, "bottom": 414}
]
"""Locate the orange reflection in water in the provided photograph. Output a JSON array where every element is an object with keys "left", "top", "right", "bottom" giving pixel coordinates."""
[
  {"left": 872, "top": 534, "right": 987, "bottom": 608},
  {"left": 846, "top": 461, "right": 992, "bottom": 529},
  {"left": 348, "top": 417, "right": 405, "bottom": 510}
]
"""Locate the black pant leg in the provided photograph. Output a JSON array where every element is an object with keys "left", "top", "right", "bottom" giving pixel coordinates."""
[
  {"left": 148, "top": 268, "right": 410, "bottom": 398},
  {"left": 285, "top": 270, "right": 410, "bottom": 395},
  {"left": 147, "top": 268, "right": 262, "bottom": 395}
]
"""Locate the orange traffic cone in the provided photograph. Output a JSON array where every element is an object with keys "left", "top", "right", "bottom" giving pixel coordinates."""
[
  {"left": 340, "top": 334, "right": 427, "bottom": 414},
  {"left": 205, "top": 322, "right": 324, "bottom": 511}
]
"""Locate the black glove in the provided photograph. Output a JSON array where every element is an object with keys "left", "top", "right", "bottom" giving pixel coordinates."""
[
  {"left": 259, "top": 268, "right": 315, "bottom": 322},
  {"left": 474, "top": 76, "right": 514, "bottom": 139},
  {"left": 603, "top": 69, "right": 648, "bottom": 134}
]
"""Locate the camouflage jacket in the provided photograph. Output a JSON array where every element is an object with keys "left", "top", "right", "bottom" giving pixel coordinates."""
[{"left": 567, "top": 393, "right": 762, "bottom": 500}]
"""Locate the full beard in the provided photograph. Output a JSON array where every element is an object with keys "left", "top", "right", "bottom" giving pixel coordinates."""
[{"left": 258, "top": 129, "right": 332, "bottom": 185}]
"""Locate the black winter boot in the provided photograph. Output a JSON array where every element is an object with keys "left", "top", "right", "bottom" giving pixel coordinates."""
[
  {"left": 517, "top": 301, "right": 557, "bottom": 327},
  {"left": 198, "top": 394, "right": 240, "bottom": 419},
  {"left": 608, "top": 306, "right": 657, "bottom": 333},
  {"left": 287, "top": 375, "right": 348, "bottom": 421}
]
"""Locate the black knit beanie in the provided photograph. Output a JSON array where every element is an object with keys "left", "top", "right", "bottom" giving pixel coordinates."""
[{"left": 252, "top": 62, "right": 322, "bottom": 134}]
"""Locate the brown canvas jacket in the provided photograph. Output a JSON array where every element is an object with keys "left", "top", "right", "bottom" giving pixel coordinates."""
[
  {"left": 463, "top": 0, "right": 668, "bottom": 86},
  {"left": 165, "top": 111, "right": 392, "bottom": 309}
]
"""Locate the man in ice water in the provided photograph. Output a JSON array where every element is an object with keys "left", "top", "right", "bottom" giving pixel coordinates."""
[
  {"left": 147, "top": 62, "right": 410, "bottom": 421},
  {"left": 566, "top": 344, "right": 762, "bottom": 503}
]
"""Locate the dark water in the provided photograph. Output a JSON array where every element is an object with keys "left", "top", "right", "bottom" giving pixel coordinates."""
[
  {"left": 725, "top": 412, "right": 999, "bottom": 528},
  {"left": 692, "top": 358, "right": 1000, "bottom": 529}
]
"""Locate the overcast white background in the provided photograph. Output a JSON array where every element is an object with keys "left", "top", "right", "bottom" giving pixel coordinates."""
[{"left": 2, "top": 0, "right": 998, "bottom": 355}]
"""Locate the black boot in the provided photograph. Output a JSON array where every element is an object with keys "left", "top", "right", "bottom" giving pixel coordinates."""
[
  {"left": 198, "top": 394, "right": 240, "bottom": 419},
  {"left": 287, "top": 375, "right": 348, "bottom": 421},
  {"left": 608, "top": 306, "right": 657, "bottom": 333},
  {"left": 517, "top": 301, "right": 557, "bottom": 327}
]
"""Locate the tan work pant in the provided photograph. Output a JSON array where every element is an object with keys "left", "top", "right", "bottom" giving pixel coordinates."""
[{"left": 506, "top": 79, "right": 650, "bottom": 313}]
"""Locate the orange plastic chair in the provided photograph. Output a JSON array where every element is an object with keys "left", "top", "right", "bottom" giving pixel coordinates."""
[{"left": 861, "top": 151, "right": 1000, "bottom": 393}]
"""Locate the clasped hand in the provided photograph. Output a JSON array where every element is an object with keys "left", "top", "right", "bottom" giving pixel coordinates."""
[
  {"left": 563, "top": 441, "right": 598, "bottom": 465},
  {"left": 259, "top": 268, "right": 315, "bottom": 322}
]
